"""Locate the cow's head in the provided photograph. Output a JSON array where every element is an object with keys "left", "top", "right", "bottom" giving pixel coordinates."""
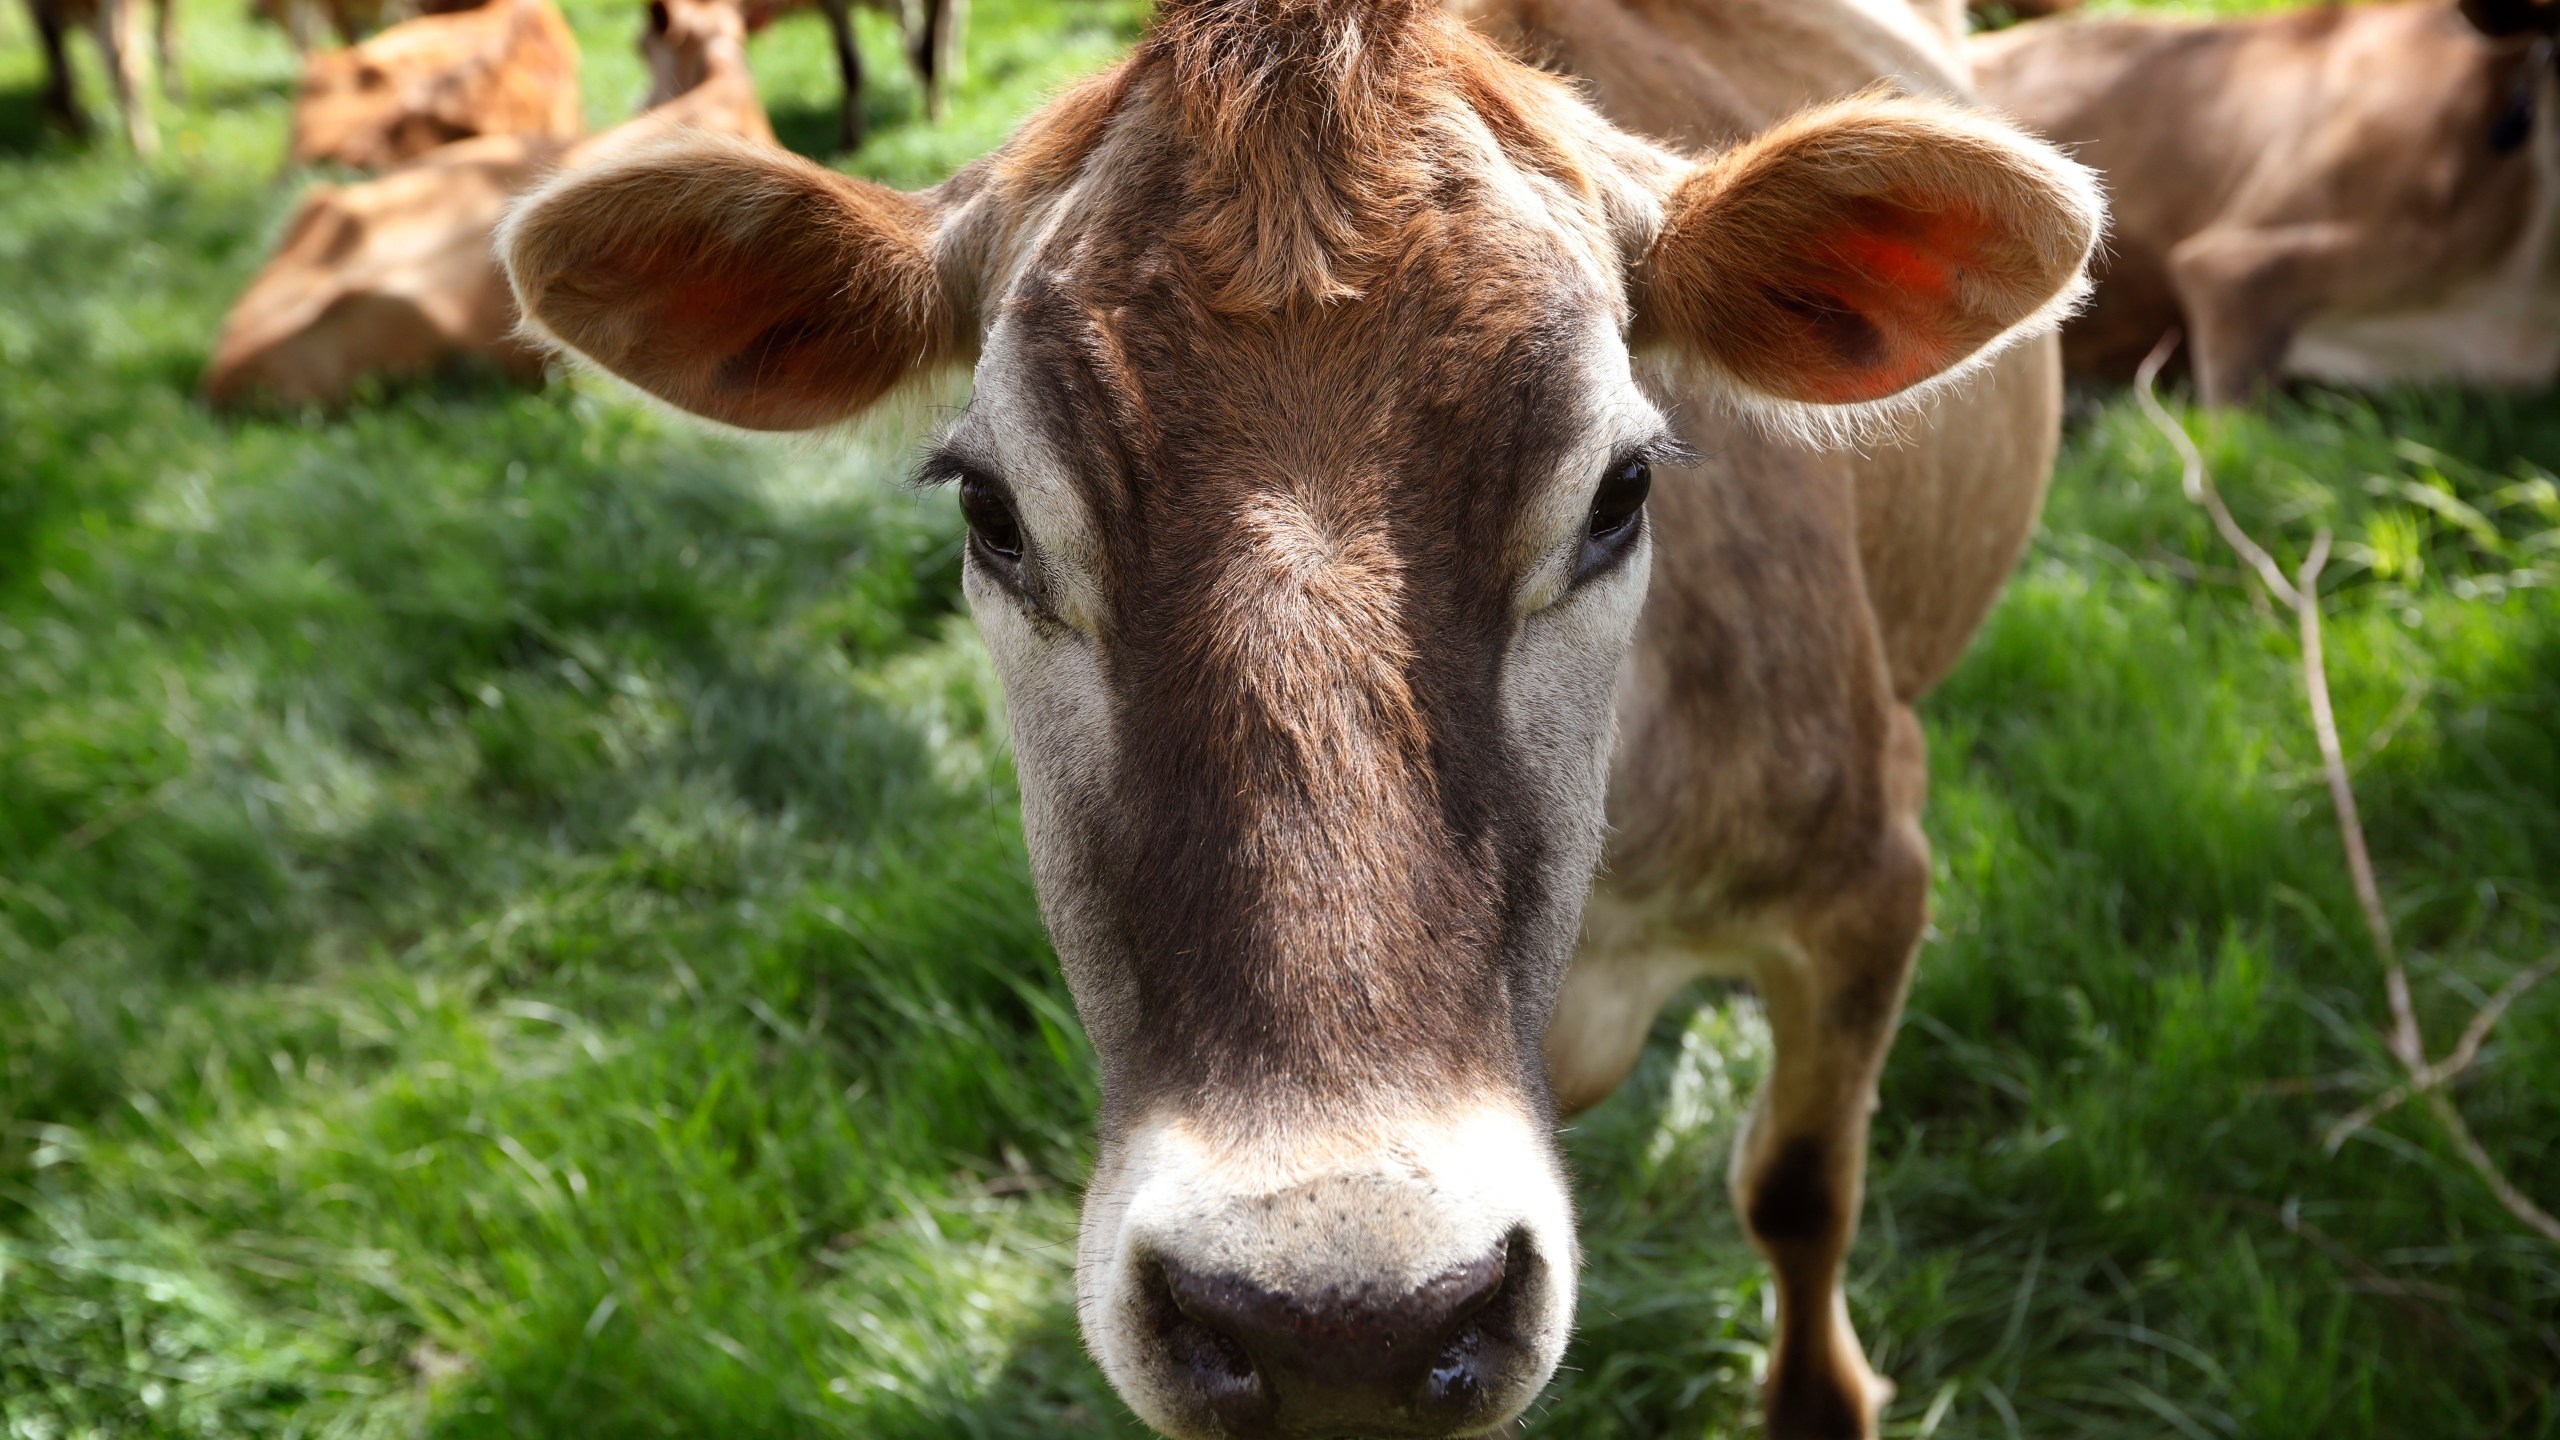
[
  {"left": 291, "top": 0, "right": 567, "bottom": 170},
  {"left": 293, "top": 45, "right": 439, "bottom": 169},
  {"left": 501, "top": 2, "right": 2097, "bottom": 1433}
]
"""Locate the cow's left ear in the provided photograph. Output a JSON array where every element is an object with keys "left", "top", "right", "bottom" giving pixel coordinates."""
[
  {"left": 500, "top": 133, "right": 956, "bottom": 431},
  {"left": 1636, "top": 96, "right": 2103, "bottom": 408}
]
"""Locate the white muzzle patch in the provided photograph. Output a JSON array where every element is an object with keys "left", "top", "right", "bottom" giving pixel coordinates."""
[{"left": 1080, "top": 1104, "right": 1578, "bottom": 1439}]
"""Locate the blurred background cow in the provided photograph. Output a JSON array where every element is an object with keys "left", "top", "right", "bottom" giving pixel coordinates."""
[
  {"left": 1976, "top": 0, "right": 2560, "bottom": 401},
  {"left": 287, "top": 0, "right": 582, "bottom": 168},
  {"left": 205, "top": 0, "right": 776, "bottom": 407}
]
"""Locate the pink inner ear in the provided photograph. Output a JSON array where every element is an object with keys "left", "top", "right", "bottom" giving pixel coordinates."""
[{"left": 1786, "top": 201, "right": 1997, "bottom": 404}]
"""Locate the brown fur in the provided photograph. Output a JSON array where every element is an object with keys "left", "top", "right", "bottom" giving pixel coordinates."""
[
  {"left": 499, "top": 3, "right": 2101, "bottom": 1436},
  {"left": 989, "top": 62, "right": 1136, "bottom": 197},
  {"left": 1135, "top": 0, "right": 1593, "bottom": 310},
  {"left": 290, "top": 0, "right": 582, "bottom": 171},
  {"left": 1975, "top": 0, "right": 2560, "bottom": 402}
]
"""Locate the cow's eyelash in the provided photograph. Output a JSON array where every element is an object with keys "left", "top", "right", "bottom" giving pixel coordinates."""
[
  {"left": 910, "top": 446, "right": 985, "bottom": 491},
  {"left": 1627, "top": 430, "right": 1701, "bottom": 472}
]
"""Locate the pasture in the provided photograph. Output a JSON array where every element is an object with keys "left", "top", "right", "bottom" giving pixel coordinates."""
[{"left": 2, "top": 0, "right": 2557, "bottom": 1435}]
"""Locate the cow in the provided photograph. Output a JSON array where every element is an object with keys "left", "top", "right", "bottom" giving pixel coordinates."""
[
  {"left": 741, "top": 0, "right": 964, "bottom": 149},
  {"left": 205, "top": 0, "right": 772, "bottom": 409},
  {"left": 289, "top": 0, "right": 582, "bottom": 171},
  {"left": 499, "top": 0, "right": 2102, "bottom": 1436},
  {"left": 22, "top": 0, "right": 177, "bottom": 153},
  {"left": 1974, "top": 0, "right": 2560, "bottom": 403}
]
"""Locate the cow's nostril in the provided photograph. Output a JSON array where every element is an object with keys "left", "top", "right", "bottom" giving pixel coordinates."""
[
  {"left": 1426, "top": 1322, "right": 1485, "bottom": 1406},
  {"left": 1424, "top": 1229, "right": 1525, "bottom": 1410},
  {"left": 1148, "top": 1228, "right": 1536, "bottom": 1436},
  {"left": 1142, "top": 1259, "right": 1273, "bottom": 1430}
]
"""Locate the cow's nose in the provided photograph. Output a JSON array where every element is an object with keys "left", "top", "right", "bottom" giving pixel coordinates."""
[{"left": 1143, "top": 1230, "right": 1535, "bottom": 1437}]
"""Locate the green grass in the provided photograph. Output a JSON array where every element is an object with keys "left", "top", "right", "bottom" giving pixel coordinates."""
[{"left": 3, "top": 1, "right": 2556, "bottom": 1437}]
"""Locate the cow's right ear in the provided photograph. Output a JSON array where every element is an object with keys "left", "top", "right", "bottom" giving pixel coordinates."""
[{"left": 499, "top": 135, "right": 955, "bottom": 431}]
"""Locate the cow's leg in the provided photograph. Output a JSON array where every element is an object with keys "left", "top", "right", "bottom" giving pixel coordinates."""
[
  {"left": 34, "top": 0, "right": 87, "bottom": 136},
  {"left": 2165, "top": 224, "right": 2356, "bottom": 406},
  {"left": 820, "top": 0, "right": 864, "bottom": 150},
  {"left": 91, "top": 0, "right": 158, "bottom": 155},
  {"left": 1733, "top": 706, "right": 1930, "bottom": 1440},
  {"left": 910, "top": 0, "right": 960, "bottom": 122},
  {"left": 154, "top": 0, "right": 179, "bottom": 100}
]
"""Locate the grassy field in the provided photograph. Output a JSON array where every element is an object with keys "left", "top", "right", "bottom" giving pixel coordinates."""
[{"left": 3, "top": 1, "right": 2557, "bottom": 1436}]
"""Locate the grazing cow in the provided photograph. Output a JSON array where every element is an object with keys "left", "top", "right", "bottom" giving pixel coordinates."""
[
  {"left": 1975, "top": 0, "right": 2560, "bottom": 403},
  {"left": 206, "top": 0, "right": 771, "bottom": 408},
  {"left": 502, "top": 0, "right": 2101, "bottom": 1436},
  {"left": 741, "top": 0, "right": 964, "bottom": 149},
  {"left": 23, "top": 0, "right": 177, "bottom": 153},
  {"left": 289, "top": 0, "right": 582, "bottom": 171}
]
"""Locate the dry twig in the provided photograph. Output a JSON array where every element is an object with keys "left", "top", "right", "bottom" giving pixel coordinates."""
[{"left": 2134, "top": 332, "right": 2560, "bottom": 1246}]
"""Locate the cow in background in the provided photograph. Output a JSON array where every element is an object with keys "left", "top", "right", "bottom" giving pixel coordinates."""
[
  {"left": 23, "top": 0, "right": 178, "bottom": 153},
  {"left": 289, "top": 0, "right": 581, "bottom": 170},
  {"left": 1975, "top": 0, "right": 2560, "bottom": 402},
  {"left": 206, "top": 0, "right": 772, "bottom": 408}
]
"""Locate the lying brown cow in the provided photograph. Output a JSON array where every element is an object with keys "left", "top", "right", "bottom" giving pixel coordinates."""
[
  {"left": 23, "top": 0, "right": 176, "bottom": 153},
  {"left": 1975, "top": 0, "right": 2560, "bottom": 402},
  {"left": 290, "top": 0, "right": 583, "bottom": 170},
  {"left": 207, "top": 0, "right": 771, "bottom": 408}
]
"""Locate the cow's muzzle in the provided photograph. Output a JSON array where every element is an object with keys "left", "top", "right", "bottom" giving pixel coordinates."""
[{"left": 1083, "top": 1110, "right": 1577, "bottom": 1440}]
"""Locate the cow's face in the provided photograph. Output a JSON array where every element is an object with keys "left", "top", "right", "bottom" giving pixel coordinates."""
[
  {"left": 291, "top": 50, "right": 421, "bottom": 167},
  {"left": 942, "top": 188, "right": 1662, "bottom": 1440},
  {"left": 500, "top": 8, "right": 2099, "bottom": 1432}
]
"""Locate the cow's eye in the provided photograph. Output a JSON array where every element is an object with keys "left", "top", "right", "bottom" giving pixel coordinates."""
[
  {"left": 958, "top": 470, "right": 1025, "bottom": 568},
  {"left": 1577, "top": 458, "right": 1650, "bottom": 579}
]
